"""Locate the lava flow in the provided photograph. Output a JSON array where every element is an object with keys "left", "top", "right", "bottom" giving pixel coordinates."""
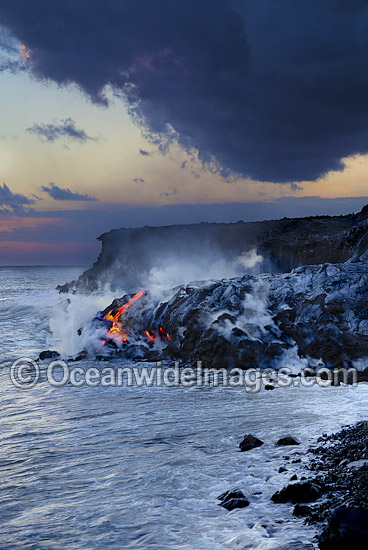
[
  {"left": 144, "top": 328, "right": 171, "bottom": 342},
  {"left": 102, "top": 290, "right": 171, "bottom": 346},
  {"left": 103, "top": 290, "right": 144, "bottom": 343}
]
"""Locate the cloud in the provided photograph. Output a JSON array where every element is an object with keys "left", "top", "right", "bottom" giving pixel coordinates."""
[
  {"left": 41, "top": 182, "right": 97, "bottom": 202},
  {"left": 1, "top": 2, "right": 368, "bottom": 182},
  {"left": 290, "top": 183, "right": 303, "bottom": 192},
  {"left": 26, "top": 118, "right": 96, "bottom": 143},
  {"left": 160, "top": 187, "right": 178, "bottom": 198},
  {"left": 139, "top": 149, "right": 150, "bottom": 156},
  {"left": 133, "top": 178, "right": 145, "bottom": 183},
  {"left": 0, "top": 216, "right": 66, "bottom": 233},
  {"left": 0, "top": 182, "right": 34, "bottom": 215}
]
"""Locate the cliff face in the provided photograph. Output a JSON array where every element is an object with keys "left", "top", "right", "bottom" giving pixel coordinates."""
[{"left": 59, "top": 206, "right": 368, "bottom": 293}]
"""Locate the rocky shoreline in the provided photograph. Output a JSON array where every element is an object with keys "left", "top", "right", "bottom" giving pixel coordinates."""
[
  {"left": 219, "top": 422, "right": 368, "bottom": 548},
  {"left": 303, "top": 421, "right": 368, "bottom": 548}
]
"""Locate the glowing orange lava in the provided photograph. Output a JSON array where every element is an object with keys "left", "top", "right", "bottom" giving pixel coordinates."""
[
  {"left": 145, "top": 330, "right": 155, "bottom": 342},
  {"left": 103, "top": 291, "right": 144, "bottom": 343},
  {"left": 102, "top": 290, "right": 171, "bottom": 346}
]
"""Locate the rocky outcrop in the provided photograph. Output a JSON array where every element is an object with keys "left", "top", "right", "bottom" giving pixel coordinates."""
[
  {"left": 59, "top": 205, "right": 368, "bottom": 294},
  {"left": 79, "top": 257, "right": 368, "bottom": 370},
  {"left": 217, "top": 488, "right": 250, "bottom": 511},
  {"left": 271, "top": 481, "right": 322, "bottom": 504},
  {"left": 239, "top": 434, "right": 264, "bottom": 452},
  {"left": 285, "top": 423, "right": 368, "bottom": 548}
]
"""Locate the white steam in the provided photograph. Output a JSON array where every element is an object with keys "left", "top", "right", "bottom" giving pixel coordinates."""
[
  {"left": 47, "top": 288, "right": 119, "bottom": 357},
  {"left": 147, "top": 248, "right": 264, "bottom": 291}
]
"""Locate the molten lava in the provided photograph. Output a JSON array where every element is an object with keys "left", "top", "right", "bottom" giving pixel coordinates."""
[
  {"left": 145, "top": 327, "right": 171, "bottom": 343},
  {"left": 102, "top": 290, "right": 171, "bottom": 347},
  {"left": 103, "top": 290, "right": 144, "bottom": 343},
  {"left": 145, "top": 330, "right": 155, "bottom": 342}
]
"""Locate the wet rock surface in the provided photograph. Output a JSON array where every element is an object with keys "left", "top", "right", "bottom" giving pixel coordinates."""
[
  {"left": 275, "top": 544, "right": 314, "bottom": 550},
  {"left": 271, "top": 481, "right": 322, "bottom": 504},
  {"left": 217, "top": 488, "right": 250, "bottom": 511},
  {"left": 239, "top": 434, "right": 264, "bottom": 452},
  {"left": 290, "top": 423, "right": 368, "bottom": 548},
  {"left": 318, "top": 506, "right": 368, "bottom": 549},
  {"left": 38, "top": 350, "right": 60, "bottom": 361},
  {"left": 277, "top": 437, "right": 300, "bottom": 446}
]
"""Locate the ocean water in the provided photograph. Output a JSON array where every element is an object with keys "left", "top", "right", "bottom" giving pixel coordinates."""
[{"left": 1, "top": 266, "right": 368, "bottom": 550}]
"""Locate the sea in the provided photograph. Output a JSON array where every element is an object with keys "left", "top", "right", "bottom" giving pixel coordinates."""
[{"left": 1, "top": 266, "right": 368, "bottom": 549}]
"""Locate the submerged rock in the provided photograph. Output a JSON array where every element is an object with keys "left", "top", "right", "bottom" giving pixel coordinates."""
[
  {"left": 219, "top": 497, "right": 250, "bottom": 511},
  {"left": 239, "top": 434, "right": 264, "bottom": 452},
  {"left": 275, "top": 544, "right": 314, "bottom": 550},
  {"left": 217, "top": 488, "right": 245, "bottom": 502},
  {"left": 277, "top": 437, "right": 300, "bottom": 446}
]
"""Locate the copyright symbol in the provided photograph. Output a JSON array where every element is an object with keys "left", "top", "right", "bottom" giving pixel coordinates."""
[{"left": 10, "top": 358, "right": 40, "bottom": 389}]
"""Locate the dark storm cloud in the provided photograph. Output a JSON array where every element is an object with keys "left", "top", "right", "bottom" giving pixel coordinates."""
[
  {"left": 41, "top": 183, "right": 97, "bottom": 202},
  {"left": 26, "top": 118, "right": 96, "bottom": 143},
  {"left": 2, "top": 1, "right": 368, "bottom": 182},
  {"left": 0, "top": 182, "right": 34, "bottom": 215}
]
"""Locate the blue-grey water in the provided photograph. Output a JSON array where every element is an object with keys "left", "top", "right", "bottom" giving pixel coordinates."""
[{"left": 1, "top": 266, "right": 368, "bottom": 549}]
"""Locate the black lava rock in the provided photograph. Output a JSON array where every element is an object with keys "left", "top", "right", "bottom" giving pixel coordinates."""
[
  {"left": 217, "top": 487, "right": 250, "bottom": 510},
  {"left": 275, "top": 544, "right": 314, "bottom": 550},
  {"left": 219, "top": 497, "right": 250, "bottom": 511},
  {"left": 38, "top": 350, "right": 60, "bottom": 361},
  {"left": 277, "top": 436, "right": 300, "bottom": 446},
  {"left": 271, "top": 481, "right": 322, "bottom": 504},
  {"left": 239, "top": 434, "right": 264, "bottom": 452},
  {"left": 276, "top": 544, "right": 314, "bottom": 549},
  {"left": 318, "top": 506, "right": 368, "bottom": 549},
  {"left": 293, "top": 504, "right": 311, "bottom": 517},
  {"left": 218, "top": 488, "right": 245, "bottom": 502}
]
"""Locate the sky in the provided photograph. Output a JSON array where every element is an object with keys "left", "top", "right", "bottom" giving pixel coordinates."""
[{"left": 1, "top": 1, "right": 368, "bottom": 265}]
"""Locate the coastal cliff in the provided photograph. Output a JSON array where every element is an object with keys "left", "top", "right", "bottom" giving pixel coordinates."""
[{"left": 58, "top": 205, "right": 368, "bottom": 294}]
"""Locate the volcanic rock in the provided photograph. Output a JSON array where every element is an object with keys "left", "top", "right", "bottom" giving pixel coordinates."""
[
  {"left": 318, "top": 506, "right": 368, "bottom": 549},
  {"left": 275, "top": 544, "right": 314, "bottom": 550},
  {"left": 38, "top": 350, "right": 60, "bottom": 360},
  {"left": 293, "top": 504, "right": 311, "bottom": 517},
  {"left": 219, "top": 497, "right": 250, "bottom": 511},
  {"left": 217, "top": 488, "right": 249, "bottom": 511},
  {"left": 277, "top": 437, "right": 300, "bottom": 446},
  {"left": 271, "top": 481, "right": 322, "bottom": 504},
  {"left": 239, "top": 434, "right": 264, "bottom": 452},
  {"left": 217, "top": 488, "right": 245, "bottom": 502}
]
